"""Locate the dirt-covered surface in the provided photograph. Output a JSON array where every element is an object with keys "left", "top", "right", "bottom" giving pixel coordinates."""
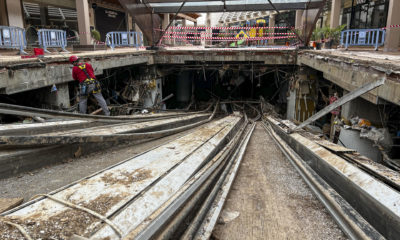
[
  {"left": 212, "top": 124, "right": 347, "bottom": 240},
  {"left": 0, "top": 129, "right": 191, "bottom": 203},
  {"left": 0, "top": 193, "right": 126, "bottom": 239}
]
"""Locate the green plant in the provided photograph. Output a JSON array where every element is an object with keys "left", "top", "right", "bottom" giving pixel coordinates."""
[
  {"left": 330, "top": 24, "right": 346, "bottom": 44},
  {"left": 311, "top": 27, "right": 324, "bottom": 42},
  {"left": 91, "top": 29, "right": 101, "bottom": 41},
  {"left": 311, "top": 24, "right": 346, "bottom": 44}
]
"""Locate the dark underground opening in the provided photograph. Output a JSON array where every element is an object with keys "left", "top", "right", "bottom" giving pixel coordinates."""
[
  {"left": 0, "top": 63, "right": 295, "bottom": 122},
  {"left": 159, "top": 63, "right": 296, "bottom": 117}
]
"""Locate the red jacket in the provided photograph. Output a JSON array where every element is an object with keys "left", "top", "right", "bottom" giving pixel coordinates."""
[{"left": 72, "top": 63, "right": 96, "bottom": 83}]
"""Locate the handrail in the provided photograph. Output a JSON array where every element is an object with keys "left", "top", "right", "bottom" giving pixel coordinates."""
[
  {"left": 0, "top": 26, "right": 27, "bottom": 55},
  {"left": 106, "top": 31, "right": 143, "bottom": 50},
  {"left": 340, "top": 29, "right": 385, "bottom": 50},
  {"left": 37, "top": 29, "right": 69, "bottom": 53}
]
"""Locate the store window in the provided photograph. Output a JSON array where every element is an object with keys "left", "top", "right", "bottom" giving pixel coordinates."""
[{"left": 341, "top": 0, "right": 389, "bottom": 29}]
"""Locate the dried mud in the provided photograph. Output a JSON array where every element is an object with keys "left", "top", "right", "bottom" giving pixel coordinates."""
[{"left": 0, "top": 193, "right": 126, "bottom": 239}]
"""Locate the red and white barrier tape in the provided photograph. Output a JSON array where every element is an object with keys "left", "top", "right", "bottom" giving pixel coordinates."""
[
  {"left": 382, "top": 25, "right": 400, "bottom": 30},
  {"left": 166, "top": 26, "right": 290, "bottom": 30},
  {"left": 162, "top": 35, "right": 295, "bottom": 40},
  {"left": 162, "top": 31, "right": 296, "bottom": 36},
  {"left": 214, "top": 47, "right": 295, "bottom": 51}
]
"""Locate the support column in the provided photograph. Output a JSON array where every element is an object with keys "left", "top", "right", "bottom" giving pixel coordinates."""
[
  {"left": 205, "top": 13, "right": 211, "bottom": 46},
  {"left": 5, "top": 0, "right": 24, "bottom": 28},
  {"left": 162, "top": 13, "right": 170, "bottom": 45},
  {"left": 384, "top": 0, "right": 400, "bottom": 52},
  {"left": 295, "top": 10, "right": 303, "bottom": 29},
  {"left": 268, "top": 14, "right": 275, "bottom": 45},
  {"left": 330, "top": 0, "right": 341, "bottom": 29},
  {"left": 76, "top": 0, "right": 91, "bottom": 45},
  {"left": 182, "top": 19, "right": 187, "bottom": 46},
  {"left": 127, "top": 14, "right": 133, "bottom": 31}
]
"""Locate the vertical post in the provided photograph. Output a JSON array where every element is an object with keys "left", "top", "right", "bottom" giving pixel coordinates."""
[
  {"left": 5, "top": 0, "right": 24, "bottom": 28},
  {"left": 163, "top": 13, "right": 170, "bottom": 45},
  {"left": 330, "top": 0, "right": 341, "bottom": 29},
  {"left": 182, "top": 18, "right": 187, "bottom": 45},
  {"left": 135, "top": 32, "right": 139, "bottom": 50},
  {"left": 194, "top": 21, "right": 198, "bottom": 45},
  {"left": 127, "top": 14, "right": 133, "bottom": 31},
  {"left": 268, "top": 14, "right": 275, "bottom": 45},
  {"left": 76, "top": 0, "right": 91, "bottom": 45},
  {"left": 206, "top": 13, "right": 211, "bottom": 46},
  {"left": 384, "top": 0, "right": 400, "bottom": 52},
  {"left": 350, "top": 0, "right": 355, "bottom": 29}
]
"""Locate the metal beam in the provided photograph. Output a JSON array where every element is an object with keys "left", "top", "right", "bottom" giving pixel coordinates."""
[
  {"left": 266, "top": 0, "right": 303, "bottom": 44},
  {"left": 0, "top": 103, "right": 197, "bottom": 123},
  {"left": 149, "top": 2, "right": 324, "bottom": 13},
  {"left": 146, "top": 0, "right": 242, "bottom": 2},
  {"left": 156, "top": 0, "right": 188, "bottom": 45},
  {"left": 294, "top": 78, "right": 386, "bottom": 131}
]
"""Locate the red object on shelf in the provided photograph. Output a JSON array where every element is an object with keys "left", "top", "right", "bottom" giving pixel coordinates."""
[{"left": 34, "top": 48, "right": 44, "bottom": 56}]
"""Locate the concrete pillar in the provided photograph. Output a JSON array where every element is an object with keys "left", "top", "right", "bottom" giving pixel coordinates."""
[
  {"left": 295, "top": 10, "right": 303, "bottom": 29},
  {"left": 45, "top": 83, "right": 70, "bottom": 108},
  {"left": 384, "top": 0, "right": 400, "bottom": 52},
  {"left": 76, "top": 0, "right": 91, "bottom": 45},
  {"left": 162, "top": 13, "right": 170, "bottom": 45},
  {"left": 330, "top": 0, "right": 341, "bottom": 29},
  {"left": 206, "top": 13, "right": 212, "bottom": 46},
  {"left": 162, "top": 14, "right": 170, "bottom": 29},
  {"left": 127, "top": 14, "right": 133, "bottom": 31},
  {"left": 182, "top": 19, "right": 187, "bottom": 45},
  {"left": 268, "top": 14, "right": 275, "bottom": 45},
  {"left": 5, "top": 0, "right": 24, "bottom": 28}
]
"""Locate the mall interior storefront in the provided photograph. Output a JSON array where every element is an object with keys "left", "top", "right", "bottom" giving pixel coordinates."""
[{"left": 340, "top": 0, "right": 389, "bottom": 29}]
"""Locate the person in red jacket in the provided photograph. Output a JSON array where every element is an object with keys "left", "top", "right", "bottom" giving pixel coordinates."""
[{"left": 70, "top": 55, "right": 110, "bottom": 116}]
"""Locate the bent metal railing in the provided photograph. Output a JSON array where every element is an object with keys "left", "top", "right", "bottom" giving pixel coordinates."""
[
  {"left": 340, "top": 29, "right": 385, "bottom": 50},
  {"left": 106, "top": 31, "right": 143, "bottom": 50},
  {"left": 38, "top": 29, "right": 69, "bottom": 53},
  {"left": 0, "top": 26, "right": 27, "bottom": 55}
]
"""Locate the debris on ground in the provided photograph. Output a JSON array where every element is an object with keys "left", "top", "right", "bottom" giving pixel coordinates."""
[{"left": 218, "top": 210, "right": 240, "bottom": 224}]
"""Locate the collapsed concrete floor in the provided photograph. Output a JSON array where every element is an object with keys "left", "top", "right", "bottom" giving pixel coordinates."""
[
  {"left": 0, "top": 123, "right": 348, "bottom": 240},
  {"left": 0, "top": 48, "right": 400, "bottom": 239}
]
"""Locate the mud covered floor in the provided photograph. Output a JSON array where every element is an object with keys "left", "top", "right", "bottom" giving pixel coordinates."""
[{"left": 212, "top": 124, "right": 347, "bottom": 240}]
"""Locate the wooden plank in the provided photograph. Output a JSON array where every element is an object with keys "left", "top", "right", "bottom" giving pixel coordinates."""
[{"left": 0, "top": 198, "right": 23, "bottom": 214}]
